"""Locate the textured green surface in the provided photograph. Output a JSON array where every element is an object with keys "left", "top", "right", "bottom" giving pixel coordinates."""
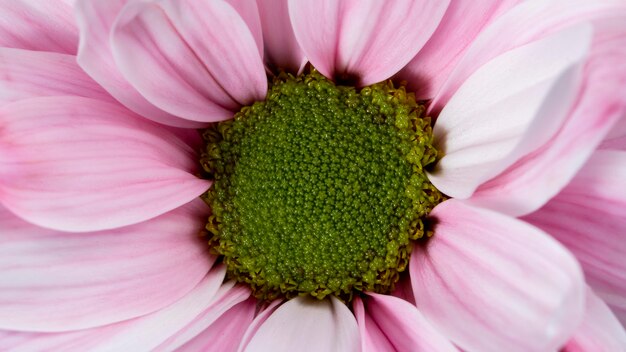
[{"left": 201, "top": 70, "right": 443, "bottom": 301}]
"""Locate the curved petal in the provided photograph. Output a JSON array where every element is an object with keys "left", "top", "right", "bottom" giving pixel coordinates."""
[
  {"left": 523, "top": 150, "right": 626, "bottom": 325},
  {"left": 74, "top": 0, "right": 205, "bottom": 128},
  {"left": 356, "top": 294, "right": 457, "bottom": 352},
  {"left": 110, "top": 0, "right": 267, "bottom": 124},
  {"left": 172, "top": 295, "right": 256, "bottom": 352},
  {"left": 563, "top": 287, "right": 626, "bottom": 352},
  {"left": 0, "top": 96, "right": 210, "bottom": 232},
  {"left": 288, "top": 0, "right": 449, "bottom": 86},
  {"left": 468, "top": 16, "right": 626, "bottom": 216},
  {"left": 227, "top": 0, "right": 263, "bottom": 57},
  {"left": 0, "top": 48, "right": 112, "bottom": 105},
  {"left": 0, "top": 0, "right": 78, "bottom": 54},
  {"left": 245, "top": 296, "right": 360, "bottom": 352},
  {"left": 0, "top": 268, "right": 231, "bottom": 350},
  {"left": 429, "top": 0, "right": 626, "bottom": 115},
  {"left": 353, "top": 296, "right": 394, "bottom": 352},
  {"left": 397, "top": 0, "right": 522, "bottom": 100},
  {"left": 0, "top": 200, "right": 215, "bottom": 332},
  {"left": 410, "top": 200, "right": 585, "bottom": 352},
  {"left": 237, "top": 300, "right": 281, "bottom": 352},
  {"left": 600, "top": 115, "right": 626, "bottom": 151},
  {"left": 428, "top": 24, "right": 591, "bottom": 198},
  {"left": 256, "top": 0, "right": 305, "bottom": 73}
]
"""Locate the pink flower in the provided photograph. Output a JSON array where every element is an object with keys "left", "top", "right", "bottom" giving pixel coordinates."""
[{"left": 0, "top": 0, "right": 625, "bottom": 351}]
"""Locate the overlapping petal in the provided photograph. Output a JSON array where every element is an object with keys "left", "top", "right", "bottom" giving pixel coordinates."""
[
  {"left": 523, "top": 150, "right": 626, "bottom": 324},
  {"left": 0, "top": 48, "right": 111, "bottom": 104},
  {"left": 397, "top": 0, "right": 522, "bottom": 100},
  {"left": 256, "top": 0, "right": 305, "bottom": 73},
  {"left": 289, "top": 0, "right": 449, "bottom": 86},
  {"left": 428, "top": 25, "right": 591, "bottom": 198},
  {"left": 469, "top": 14, "right": 626, "bottom": 216},
  {"left": 0, "top": 0, "right": 78, "bottom": 54},
  {"left": 0, "top": 96, "right": 210, "bottom": 232},
  {"left": 562, "top": 288, "right": 626, "bottom": 351},
  {"left": 411, "top": 200, "right": 585, "bottom": 352},
  {"left": 0, "top": 200, "right": 214, "bottom": 332},
  {"left": 0, "top": 268, "right": 237, "bottom": 351},
  {"left": 354, "top": 294, "right": 457, "bottom": 351},
  {"left": 245, "top": 296, "right": 360, "bottom": 352}
]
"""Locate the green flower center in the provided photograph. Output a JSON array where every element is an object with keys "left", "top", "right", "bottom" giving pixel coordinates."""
[{"left": 200, "top": 70, "right": 444, "bottom": 301}]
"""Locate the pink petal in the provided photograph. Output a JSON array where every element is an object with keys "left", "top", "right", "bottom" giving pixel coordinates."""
[
  {"left": 110, "top": 0, "right": 267, "bottom": 124},
  {"left": 256, "top": 0, "right": 305, "bottom": 73},
  {"left": 353, "top": 296, "right": 394, "bottom": 352},
  {"left": 0, "top": 269, "right": 235, "bottom": 350},
  {"left": 469, "top": 16, "right": 626, "bottom": 216},
  {"left": 173, "top": 296, "right": 256, "bottom": 352},
  {"left": 0, "top": 48, "right": 112, "bottom": 105},
  {"left": 0, "top": 96, "right": 210, "bottom": 232},
  {"left": 411, "top": 200, "right": 585, "bottom": 352},
  {"left": 563, "top": 287, "right": 626, "bottom": 352},
  {"left": 0, "top": 200, "right": 215, "bottom": 332},
  {"left": 397, "top": 0, "right": 522, "bottom": 100},
  {"left": 600, "top": 115, "right": 626, "bottom": 151},
  {"left": 355, "top": 294, "right": 457, "bottom": 352},
  {"left": 227, "top": 0, "right": 264, "bottom": 57},
  {"left": 0, "top": 0, "right": 78, "bottom": 54},
  {"left": 428, "top": 25, "right": 591, "bottom": 198},
  {"left": 429, "top": 0, "right": 626, "bottom": 115},
  {"left": 74, "top": 0, "right": 205, "bottom": 128},
  {"left": 237, "top": 300, "right": 282, "bottom": 352},
  {"left": 245, "top": 296, "right": 360, "bottom": 352},
  {"left": 522, "top": 150, "right": 626, "bottom": 325},
  {"left": 288, "top": 0, "right": 449, "bottom": 86}
]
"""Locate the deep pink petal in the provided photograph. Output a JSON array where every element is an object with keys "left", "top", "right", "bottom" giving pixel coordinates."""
[
  {"left": 172, "top": 296, "right": 256, "bottom": 352},
  {"left": 353, "top": 296, "right": 395, "bottom": 352},
  {"left": 0, "top": 48, "right": 112, "bottom": 105},
  {"left": 0, "top": 269, "right": 233, "bottom": 350},
  {"left": 110, "top": 0, "right": 266, "bottom": 124},
  {"left": 523, "top": 150, "right": 626, "bottom": 325},
  {"left": 429, "top": 0, "right": 626, "bottom": 115},
  {"left": 74, "top": 0, "right": 205, "bottom": 128},
  {"left": 428, "top": 25, "right": 591, "bottom": 198},
  {"left": 0, "top": 0, "right": 78, "bottom": 54},
  {"left": 411, "top": 200, "right": 585, "bottom": 352},
  {"left": 0, "top": 96, "right": 210, "bottom": 232},
  {"left": 256, "top": 0, "right": 305, "bottom": 73},
  {"left": 600, "top": 115, "right": 626, "bottom": 151},
  {"left": 245, "top": 296, "right": 359, "bottom": 352},
  {"left": 469, "top": 15, "right": 626, "bottom": 216},
  {"left": 0, "top": 200, "right": 214, "bottom": 332},
  {"left": 397, "top": 0, "right": 522, "bottom": 100},
  {"left": 289, "top": 0, "right": 449, "bottom": 86},
  {"left": 356, "top": 294, "right": 457, "bottom": 352},
  {"left": 563, "top": 287, "right": 626, "bottom": 352}
]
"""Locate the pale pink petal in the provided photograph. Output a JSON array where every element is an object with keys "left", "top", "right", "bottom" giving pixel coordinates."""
[
  {"left": 429, "top": 0, "right": 626, "bottom": 115},
  {"left": 256, "top": 0, "right": 305, "bottom": 73},
  {"left": 356, "top": 294, "right": 457, "bottom": 352},
  {"left": 245, "top": 296, "right": 359, "bottom": 352},
  {"left": 0, "top": 0, "right": 78, "bottom": 54},
  {"left": 397, "top": 0, "right": 522, "bottom": 100},
  {"left": 0, "top": 269, "right": 235, "bottom": 351},
  {"left": 237, "top": 299, "right": 281, "bottom": 352},
  {"left": 353, "top": 296, "right": 395, "bottom": 352},
  {"left": 227, "top": 0, "right": 263, "bottom": 57},
  {"left": 428, "top": 25, "right": 591, "bottom": 198},
  {"left": 563, "top": 287, "right": 626, "bottom": 352},
  {"left": 522, "top": 150, "right": 626, "bottom": 325},
  {"left": 0, "top": 200, "right": 215, "bottom": 332},
  {"left": 411, "top": 200, "right": 585, "bottom": 352},
  {"left": 469, "top": 16, "right": 626, "bottom": 216},
  {"left": 0, "top": 48, "right": 112, "bottom": 104},
  {"left": 0, "top": 96, "right": 210, "bottom": 232},
  {"left": 600, "top": 115, "right": 626, "bottom": 151},
  {"left": 74, "top": 0, "right": 205, "bottom": 128},
  {"left": 289, "top": 0, "right": 449, "bottom": 86},
  {"left": 110, "top": 0, "right": 266, "bottom": 124},
  {"left": 173, "top": 296, "right": 256, "bottom": 352}
]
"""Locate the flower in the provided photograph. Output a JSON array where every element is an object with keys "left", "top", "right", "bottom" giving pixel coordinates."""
[{"left": 0, "top": 0, "right": 625, "bottom": 351}]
